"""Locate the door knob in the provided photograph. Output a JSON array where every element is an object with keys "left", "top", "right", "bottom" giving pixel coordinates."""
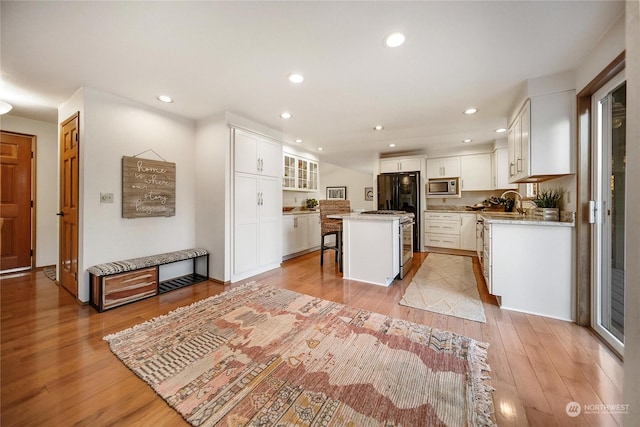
[{"left": 56, "top": 212, "right": 64, "bottom": 216}]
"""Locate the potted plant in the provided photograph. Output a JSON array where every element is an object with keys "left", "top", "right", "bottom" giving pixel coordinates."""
[
  {"left": 532, "top": 187, "right": 564, "bottom": 220},
  {"left": 305, "top": 198, "right": 318, "bottom": 210}
]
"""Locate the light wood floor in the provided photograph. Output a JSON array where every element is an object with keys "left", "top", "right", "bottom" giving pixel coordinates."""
[{"left": 1, "top": 252, "right": 623, "bottom": 426}]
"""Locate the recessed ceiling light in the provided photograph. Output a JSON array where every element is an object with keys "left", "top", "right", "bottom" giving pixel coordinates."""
[
  {"left": 374, "top": 125, "right": 384, "bottom": 131},
  {"left": 317, "top": 147, "right": 324, "bottom": 151},
  {"left": 384, "top": 32, "right": 406, "bottom": 48},
  {"left": 157, "top": 95, "right": 173, "bottom": 103},
  {"left": 495, "top": 128, "right": 507, "bottom": 133},
  {"left": 463, "top": 139, "right": 473, "bottom": 143},
  {"left": 463, "top": 108, "right": 478, "bottom": 115},
  {"left": 0, "top": 100, "right": 13, "bottom": 115},
  {"left": 280, "top": 112, "right": 292, "bottom": 119},
  {"left": 389, "top": 143, "right": 396, "bottom": 148},
  {"left": 295, "top": 139, "right": 303, "bottom": 143},
  {"left": 289, "top": 73, "right": 304, "bottom": 83}
]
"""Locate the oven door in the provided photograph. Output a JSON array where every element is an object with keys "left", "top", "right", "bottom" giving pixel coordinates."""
[{"left": 399, "top": 221, "right": 414, "bottom": 278}]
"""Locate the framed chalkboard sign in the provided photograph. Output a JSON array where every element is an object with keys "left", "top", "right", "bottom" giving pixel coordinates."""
[{"left": 122, "top": 156, "right": 176, "bottom": 218}]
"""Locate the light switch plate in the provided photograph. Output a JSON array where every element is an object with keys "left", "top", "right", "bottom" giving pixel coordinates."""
[{"left": 100, "top": 192, "right": 114, "bottom": 203}]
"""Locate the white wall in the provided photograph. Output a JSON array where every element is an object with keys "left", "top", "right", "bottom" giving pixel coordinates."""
[
  {"left": 1, "top": 115, "right": 58, "bottom": 267},
  {"left": 319, "top": 162, "right": 375, "bottom": 212},
  {"left": 576, "top": 13, "right": 626, "bottom": 93},
  {"left": 195, "top": 114, "right": 231, "bottom": 282},
  {"left": 60, "top": 87, "right": 197, "bottom": 302}
]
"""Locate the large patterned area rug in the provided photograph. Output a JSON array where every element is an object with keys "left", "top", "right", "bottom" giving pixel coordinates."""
[
  {"left": 400, "top": 254, "right": 487, "bottom": 323},
  {"left": 104, "top": 282, "right": 494, "bottom": 426}
]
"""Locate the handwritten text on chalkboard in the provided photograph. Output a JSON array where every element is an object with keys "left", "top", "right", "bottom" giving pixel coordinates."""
[{"left": 122, "top": 156, "right": 176, "bottom": 218}]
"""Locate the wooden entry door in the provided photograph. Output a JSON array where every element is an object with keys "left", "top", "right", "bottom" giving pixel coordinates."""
[
  {"left": 59, "top": 114, "right": 79, "bottom": 297},
  {"left": 0, "top": 132, "right": 33, "bottom": 271}
]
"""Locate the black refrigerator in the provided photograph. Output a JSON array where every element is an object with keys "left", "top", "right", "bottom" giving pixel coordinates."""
[{"left": 377, "top": 172, "right": 420, "bottom": 251}]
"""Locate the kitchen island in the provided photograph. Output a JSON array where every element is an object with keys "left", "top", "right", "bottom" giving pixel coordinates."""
[{"left": 328, "top": 213, "right": 400, "bottom": 286}]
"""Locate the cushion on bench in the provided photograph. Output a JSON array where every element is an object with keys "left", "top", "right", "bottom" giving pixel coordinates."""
[{"left": 87, "top": 248, "right": 208, "bottom": 277}]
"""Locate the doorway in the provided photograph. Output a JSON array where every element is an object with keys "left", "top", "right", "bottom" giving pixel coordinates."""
[
  {"left": 59, "top": 113, "right": 79, "bottom": 297},
  {"left": 1, "top": 131, "right": 35, "bottom": 273},
  {"left": 591, "top": 71, "right": 626, "bottom": 354}
]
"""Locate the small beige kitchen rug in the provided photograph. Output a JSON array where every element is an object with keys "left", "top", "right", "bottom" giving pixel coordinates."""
[{"left": 400, "top": 253, "right": 487, "bottom": 323}]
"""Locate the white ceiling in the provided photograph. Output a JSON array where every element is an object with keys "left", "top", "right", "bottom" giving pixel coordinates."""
[{"left": 1, "top": 1, "right": 624, "bottom": 173}]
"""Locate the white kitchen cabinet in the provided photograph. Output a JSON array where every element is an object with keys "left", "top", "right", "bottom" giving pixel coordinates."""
[
  {"left": 234, "top": 173, "right": 282, "bottom": 277},
  {"left": 283, "top": 153, "right": 319, "bottom": 192},
  {"left": 282, "top": 215, "right": 308, "bottom": 256},
  {"left": 424, "top": 211, "right": 477, "bottom": 251},
  {"left": 307, "top": 213, "right": 321, "bottom": 248},
  {"left": 424, "top": 211, "right": 460, "bottom": 249},
  {"left": 426, "top": 156, "right": 460, "bottom": 178},
  {"left": 282, "top": 213, "right": 321, "bottom": 258},
  {"left": 297, "top": 157, "right": 319, "bottom": 191},
  {"left": 488, "top": 221, "right": 574, "bottom": 321},
  {"left": 380, "top": 157, "right": 422, "bottom": 173},
  {"left": 460, "top": 154, "right": 492, "bottom": 191},
  {"left": 235, "top": 129, "right": 282, "bottom": 178},
  {"left": 508, "top": 90, "right": 575, "bottom": 183},
  {"left": 460, "top": 213, "right": 477, "bottom": 250},
  {"left": 283, "top": 154, "right": 296, "bottom": 189},
  {"left": 233, "top": 128, "right": 282, "bottom": 281},
  {"left": 493, "top": 147, "right": 517, "bottom": 190}
]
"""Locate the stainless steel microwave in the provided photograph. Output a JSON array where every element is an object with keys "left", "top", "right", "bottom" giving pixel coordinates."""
[{"left": 427, "top": 178, "right": 459, "bottom": 197}]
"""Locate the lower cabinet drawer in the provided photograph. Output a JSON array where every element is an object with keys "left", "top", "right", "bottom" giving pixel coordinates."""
[
  {"left": 424, "top": 220, "right": 460, "bottom": 234},
  {"left": 424, "top": 233, "right": 460, "bottom": 249},
  {"left": 102, "top": 267, "right": 158, "bottom": 310}
]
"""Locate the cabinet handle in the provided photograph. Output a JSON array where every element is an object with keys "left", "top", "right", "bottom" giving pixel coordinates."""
[
  {"left": 509, "top": 163, "right": 515, "bottom": 176},
  {"left": 516, "top": 158, "right": 522, "bottom": 173}
]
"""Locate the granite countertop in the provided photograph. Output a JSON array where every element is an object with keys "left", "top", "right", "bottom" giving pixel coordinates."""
[
  {"left": 282, "top": 209, "right": 319, "bottom": 215},
  {"left": 425, "top": 207, "right": 575, "bottom": 227},
  {"left": 479, "top": 212, "right": 575, "bottom": 227},
  {"left": 327, "top": 213, "right": 401, "bottom": 221}
]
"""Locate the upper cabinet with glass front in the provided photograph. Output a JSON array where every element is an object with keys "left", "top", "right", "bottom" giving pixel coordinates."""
[
  {"left": 283, "top": 153, "right": 319, "bottom": 191},
  {"left": 283, "top": 154, "right": 296, "bottom": 188}
]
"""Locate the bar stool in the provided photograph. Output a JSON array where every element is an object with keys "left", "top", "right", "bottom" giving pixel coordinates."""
[{"left": 319, "top": 200, "right": 350, "bottom": 272}]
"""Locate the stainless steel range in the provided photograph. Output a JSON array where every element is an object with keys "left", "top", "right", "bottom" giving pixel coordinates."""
[{"left": 360, "top": 210, "right": 415, "bottom": 279}]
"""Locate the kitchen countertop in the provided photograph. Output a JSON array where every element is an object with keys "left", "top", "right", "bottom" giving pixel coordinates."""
[
  {"left": 479, "top": 213, "right": 574, "bottom": 227},
  {"left": 282, "top": 209, "right": 319, "bottom": 215},
  {"left": 425, "top": 209, "right": 575, "bottom": 227},
  {"left": 328, "top": 213, "right": 401, "bottom": 221}
]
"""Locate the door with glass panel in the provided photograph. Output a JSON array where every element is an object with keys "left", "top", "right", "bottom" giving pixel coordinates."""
[{"left": 591, "top": 71, "right": 625, "bottom": 354}]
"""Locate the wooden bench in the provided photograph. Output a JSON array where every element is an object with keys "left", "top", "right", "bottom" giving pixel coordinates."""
[{"left": 88, "top": 248, "right": 209, "bottom": 312}]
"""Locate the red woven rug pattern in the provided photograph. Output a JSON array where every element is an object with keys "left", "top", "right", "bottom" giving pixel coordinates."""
[{"left": 104, "top": 282, "right": 494, "bottom": 426}]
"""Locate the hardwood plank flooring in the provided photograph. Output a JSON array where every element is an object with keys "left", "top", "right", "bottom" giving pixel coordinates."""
[{"left": 0, "top": 252, "right": 623, "bottom": 426}]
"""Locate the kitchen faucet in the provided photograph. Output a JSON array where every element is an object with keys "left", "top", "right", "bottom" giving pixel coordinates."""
[{"left": 500, "top": 190, "right": 524, "bottom": 214}]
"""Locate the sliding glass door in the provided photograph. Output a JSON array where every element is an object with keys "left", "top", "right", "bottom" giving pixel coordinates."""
[{"left": 591, "top": 71, "right": 626, "bottom": 354}]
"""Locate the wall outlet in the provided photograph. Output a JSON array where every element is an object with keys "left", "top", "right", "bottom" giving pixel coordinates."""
[{"left": 100, "top": 192, "right": 114, "bottom": 203}]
